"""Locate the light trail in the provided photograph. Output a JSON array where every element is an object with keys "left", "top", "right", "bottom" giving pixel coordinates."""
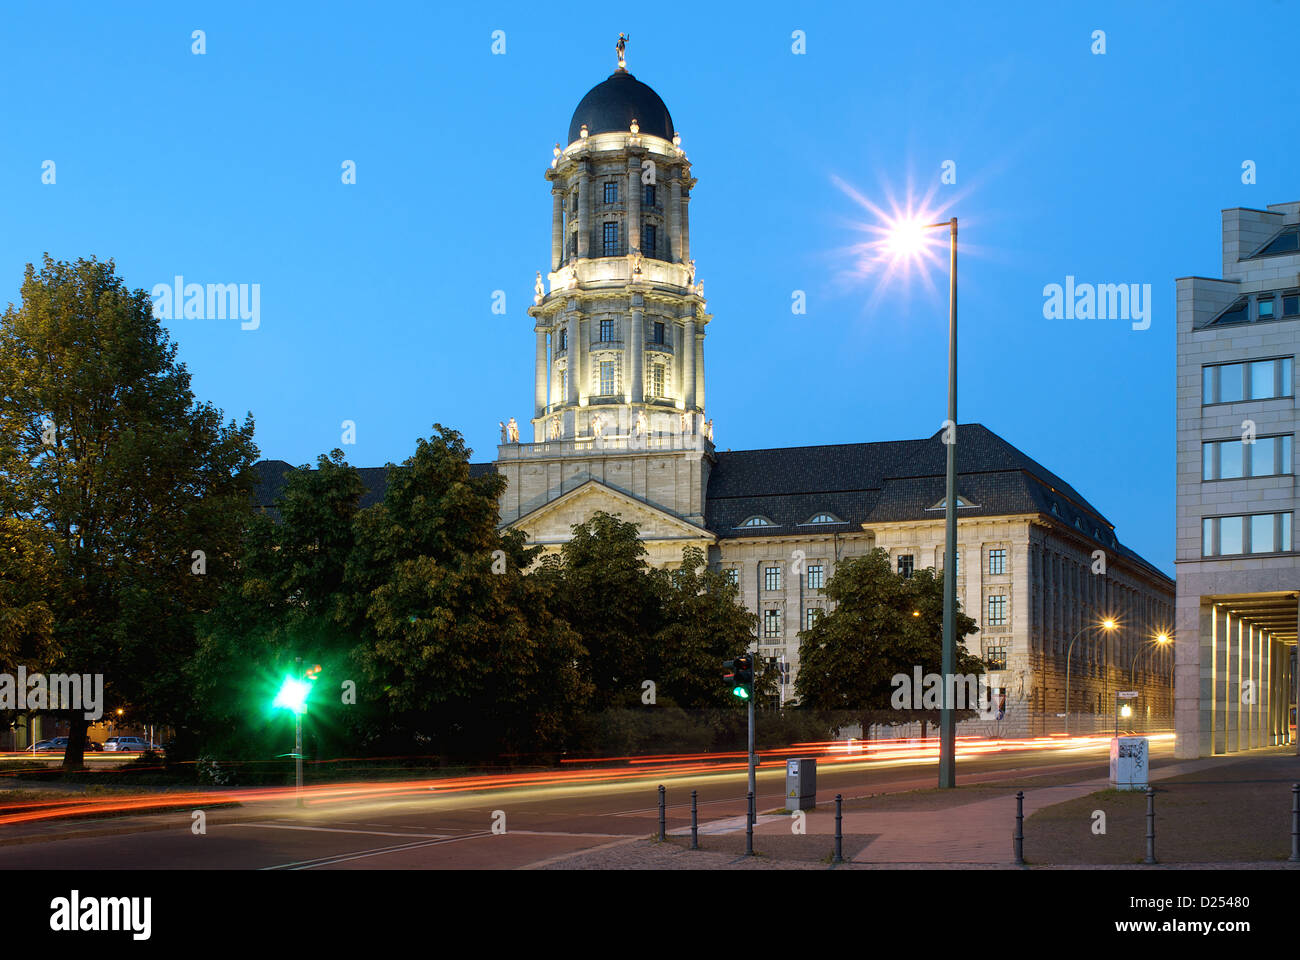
[{"left": 0, "top": 733, "right": 1171, "bottom": 826}]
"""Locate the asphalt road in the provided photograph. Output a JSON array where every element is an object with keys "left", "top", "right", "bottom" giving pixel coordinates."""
[{"left": 0, "top": 738, "right": 1175, "bottom": 869}]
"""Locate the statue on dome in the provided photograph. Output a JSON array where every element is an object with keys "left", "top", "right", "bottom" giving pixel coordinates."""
[
  {"left": 616, "top": 33, "right": 629, "bottom": 70},
  {"left": 687, "top": 259, "right": 696, "bottom": 287},
  {"left": 592, "top": 414, "right": 605, "bottom": 439},
  {"left": 506, "top": 417, "right": 519, "bottom": 443},
  {"left": 632, "top": 251, "right": 643, "bottom": 276},
  {"left": 548, "top": 418, "right": 561, "bottom": 440},
  {"left": 499, "top": 420, "right": 507, "bottom": 443},
  {"left": 704, "top": 418, "right": 714, "bottom": 442},
  {"left": 534, "top": 271, "right": 545, "bottom": 304},
  {"left": 635, "top": 410, "right": 648, "bottom": 436}
]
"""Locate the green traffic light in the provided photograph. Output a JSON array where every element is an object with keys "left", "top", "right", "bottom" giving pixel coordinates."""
[
  {"left": 272, "top": 675, "right": 312, "bottom": 715},
  {"left": 731, "top": 685, "right": 750, "bottom": 701}
]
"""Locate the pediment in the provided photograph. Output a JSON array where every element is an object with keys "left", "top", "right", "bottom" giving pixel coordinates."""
[{"left": 508, "top": 480, "right": 715, "bottom": 546}]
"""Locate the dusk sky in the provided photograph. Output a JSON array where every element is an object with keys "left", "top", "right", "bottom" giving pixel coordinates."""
[{"left": 4, "top": 1, "right": 1298, "bottom": 576}]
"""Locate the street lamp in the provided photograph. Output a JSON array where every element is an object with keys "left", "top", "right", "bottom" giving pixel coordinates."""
[
  {"left": 884, "top": 214, "right": 958, "bottom": 787},
  {"left": 271, "top": 659, "right": 319, "bottom": 807},
  {"left": 1064, "top": 618, "right": 1117, "bottom": 736},
  {"left": 1129, "top": 631, "right": 1172, "bottom": 728}
]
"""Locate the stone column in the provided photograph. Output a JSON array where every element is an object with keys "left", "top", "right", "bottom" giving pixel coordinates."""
[
  {"left": 551, "top": 189, "right": 564, "bottom": 270},
  {"left": 577, "top": 168, "right": 591, "bottom": 259},
  {"left": 567, "top": 311, "right": 582, "bottom": 405},
  {"left": 629, "top": 292, "right": 644, "bottom": 402},
  {"left": 680, "top": 186, "right": 691, "bottom": 262},
  {"left": 534, "top": 328, "right": 548, "bottom": 419},
  {"left": 627, "top": 156, "right": 641, "bottom": 253},
  {"left": 669, "top": 175, "right": 681, "bottom": 262},
  {"left": 694, "top": 330, "right": 705, "bottom": 412},
  {"left": 682, "top": 315, "right": 696, "bottom": 410}
]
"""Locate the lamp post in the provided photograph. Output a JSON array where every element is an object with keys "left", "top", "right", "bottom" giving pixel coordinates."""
[
  {"left": 1130, "top": 632, "right": 1171, "bottom": 727},
  {"left": 1064, "top": 618, "right": 1116, "bottom": 736},
  {"left": 886, "top": 216, "right": 959, "bottom": 788}
]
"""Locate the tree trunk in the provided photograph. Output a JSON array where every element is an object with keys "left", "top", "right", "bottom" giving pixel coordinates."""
[
  {"left": 62, "top": 712, "right": 88, "bottom": 772},
  {"left": 920, "top": 718, "right": 928, "bottom": 739}
]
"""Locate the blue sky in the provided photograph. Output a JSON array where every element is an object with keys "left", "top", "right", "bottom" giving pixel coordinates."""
[{"left": 3, "top": 1, "right": 1297, "bottom": 576}]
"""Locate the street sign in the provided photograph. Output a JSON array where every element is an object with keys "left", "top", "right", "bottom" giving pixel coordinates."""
[{"left": 1117, "top": 690, "right": 1139, "bottom": 699}]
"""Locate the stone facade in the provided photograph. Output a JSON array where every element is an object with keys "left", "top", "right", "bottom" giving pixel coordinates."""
[
  {"left": 494, "top": 64, "right": 1176, "bottom": 738},
  {"left": 1174, "top": 202, "right": 1300, "bottom": 759}
]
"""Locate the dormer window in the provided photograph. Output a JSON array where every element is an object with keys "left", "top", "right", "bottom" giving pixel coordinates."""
[
  {"left": 738, "top": 516, "right": 776, "bottom": 528},
  {"left": 804, "top": 513, "right": 840, "bottom": 524}
]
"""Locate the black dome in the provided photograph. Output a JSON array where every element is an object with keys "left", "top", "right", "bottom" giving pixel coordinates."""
[{"left": 567, "top": 70, "right": 674, "bottom": 145}]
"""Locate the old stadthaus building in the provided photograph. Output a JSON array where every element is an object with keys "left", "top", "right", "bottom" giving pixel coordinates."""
[{"left": 257, "top": 52, "right": 1175, "bottom": 737}]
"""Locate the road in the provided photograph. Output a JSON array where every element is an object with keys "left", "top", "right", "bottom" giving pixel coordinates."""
[{"left": 0, "top": 736, "right": 1175, "bottom": 869}]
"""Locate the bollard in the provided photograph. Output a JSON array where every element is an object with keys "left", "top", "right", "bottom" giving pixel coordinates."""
[
  {"left": 658, "top": 784, "right": 666, "bottom": 842},
  {"left": 1144, "top": 787, "right": 1157, "bottom": 864},
  {"left": 1290, "top": 784, "right": 1299, "bottom": 863},
  {"left": 745, "top": 790, "right": 754, "bottom": 857},
  {"left": 832, "top": 794, "right": 843, "bottom": 864},
  {"left": 691, "top": 789, "right": 699, "bottom": 850},
  {"left": 1014, "top": 791, "right": 1024, "bottom": 865}
]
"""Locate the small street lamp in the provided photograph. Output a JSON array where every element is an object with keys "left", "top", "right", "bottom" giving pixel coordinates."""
[
  {"left": 272, "top": 659, "right": 319, "bottom": 807},
  {"left": 1064, "top": 618, "right": 1117, "bottom": 736}
]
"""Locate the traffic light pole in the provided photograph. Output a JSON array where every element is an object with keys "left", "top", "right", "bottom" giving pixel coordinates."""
[
  {"left": 747, "top": 694, "right": 756, "bottom": 802},
  {"left": 295, "top": 657, "right": 304, "bottom": 807}
]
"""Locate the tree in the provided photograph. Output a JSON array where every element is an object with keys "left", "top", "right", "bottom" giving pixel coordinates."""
[
  {"left": 794, "top": 549, "right": 983, "bottom": 737},
  {"left": 190, "top": 451, "right": 367, "bottom": 760},
  {"left": 0, "top": 255, "right": 258, "bottom": 768},
  {"left": 346, "top": 425, "right": 589, "bottom": 756},
  {"left": 538, "top": 511, "right": 664, "bottom": 711},
  {"left": 651, "top": 546, "right": 758, "bottom": 708}
]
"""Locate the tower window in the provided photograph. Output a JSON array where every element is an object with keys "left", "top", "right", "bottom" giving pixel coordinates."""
[
  {"left": 559, "top": 369, "right": 567, "bottom": 399},
  {"left": 568, "top": 231, "right": 577, "bottom": 260},
  {"left": 644, "top": 184, "right": 656, "bottom": 207},
  {"left": 604, "top": 182, "right": 618, "bottom": 203},
  {"left": 570, "top": 191, "right": 577, "bottom": 213},
  {"left": 652, "top": 363, "right": 665, "bottom": 397},
  {"left": 599, "top": 318, "right": 616, "bottom": 342},
  {"left": 557, "top": 328, "right": 567, "bottom": 352},
  {"left": 599, "top": 360, "right": 616, "bottom": 396},
  {"left": 642, "top": 224, "right": 657, "bottom": 258},
  {"left": 651, "top": 321, "right": 665, "bottom": 344},
  {"left": 603, "top": 222, "right": 619, "bottom": 256}
]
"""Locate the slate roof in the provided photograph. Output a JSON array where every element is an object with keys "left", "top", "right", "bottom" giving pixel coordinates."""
[
  {"left": 249, "top": 423, "right": 1168, "bottom": 585},
  {"left": 568, "top": 70, "right": 674, "bottom": 144},
  {"left": 703, "top": 423, "right": 1169, "bottom": 583},
  {"left": 250, "top": 459, "right": 495, "bottom": 519}
]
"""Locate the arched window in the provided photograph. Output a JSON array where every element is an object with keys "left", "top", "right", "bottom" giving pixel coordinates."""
[
  {"left": 803, "top": 513, "right": 840, "bottom": 524},
  {"left": 738, "top": 516, "right": 776, "bottom": 528}
]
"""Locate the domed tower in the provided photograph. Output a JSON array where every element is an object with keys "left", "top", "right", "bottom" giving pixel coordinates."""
[
  {"left": 496, "top": 45, "right": 717, "bottom": 548},
  {"left": 527, "top": 55, "right": 710, "bottom": 446}
]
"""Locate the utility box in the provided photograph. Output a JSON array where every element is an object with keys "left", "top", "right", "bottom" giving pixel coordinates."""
[
  {"left": 1109, "top": 736, "right": 1149, "bottom": 790},
  {"left": 785, "top": 757, "right": 817, "bottom": 811}
]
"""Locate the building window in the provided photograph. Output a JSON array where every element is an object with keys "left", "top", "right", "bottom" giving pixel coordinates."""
[
  {"left": 1202, "top": 357, "right": 1294, "bottom": 404},
  {"left": 763, "top": 609, "right": 782, "bottom": 638},
  {"left": 644, "top": 184, "right": 656, "bottom": 207},
  {"left": 599, "top": 318, "right": 616, "bottom": 342},
  {"left": 604, "top": 182, "right": 618, "bottom": 203},
  {"left": 725, "top": 568, "right": 739, "bottom": 586},
  {"left": 651, "top": 321, "right": 665, "bottom": 344},
  {"left": 1283, "top": 292, "right": 1299, "bottom": 317},
  {"left": 985, "top": 645, "right": 1008, "bottom": 670},
  {"left": 1258, "top": 296, "right": 1276, "bottom": 320},
  {"left": 558, "top": 370, "right": 567, "bottom": 399},
  {"left": 739, "top": 516, "right": 775, "bottom": 528},
  {"left": 988, "top": 548, "right": 1006, "bottom": 575},
  {"left": 557, "top": 328, "right": 567, "bottom": 352},
  {"left": 987, "top": 595, "right": 1007, "bottom": 626},
  {"left": 765, "top": 566, "right": 782, "bottom": 592},
  {"left": 569, "top": 192, "right": 577, "bottom": 213},
  {"left": 806, "top": 608, "right": 821, "bottom": 631},
  {"left": 807, "top": 564, "right": 824, "bottom": 590},
  {"left": 652, "top": 363, "right": 665, "bottom": 398},
  {"left": 1202, "top": 512, "right": 1293, "bottom": 556},
  {"left": 897, "top": 554, "right": 914, "bottom": 578},
  {"left": 603, "top": 222, "right": 619, "bottom": 256},
  {"left": 599, "top": 360, "right": 616, "bottom": 396},
  {"left": 1203, "top": 435, "right": 1293, "bottom": 480},
  {"left": 806, "top": 513, "right": 839, "bottom": 524},
  {"left": 642, "top": 224, "right": 656, "bottom": 258}
]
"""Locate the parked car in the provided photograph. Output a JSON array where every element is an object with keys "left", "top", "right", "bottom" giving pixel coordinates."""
[
  {"left": 33, "top": 737, "right": 69, "bottom": 753},
  {"left": 103, "top": 736, "right": 163, "bottom": 753}
]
